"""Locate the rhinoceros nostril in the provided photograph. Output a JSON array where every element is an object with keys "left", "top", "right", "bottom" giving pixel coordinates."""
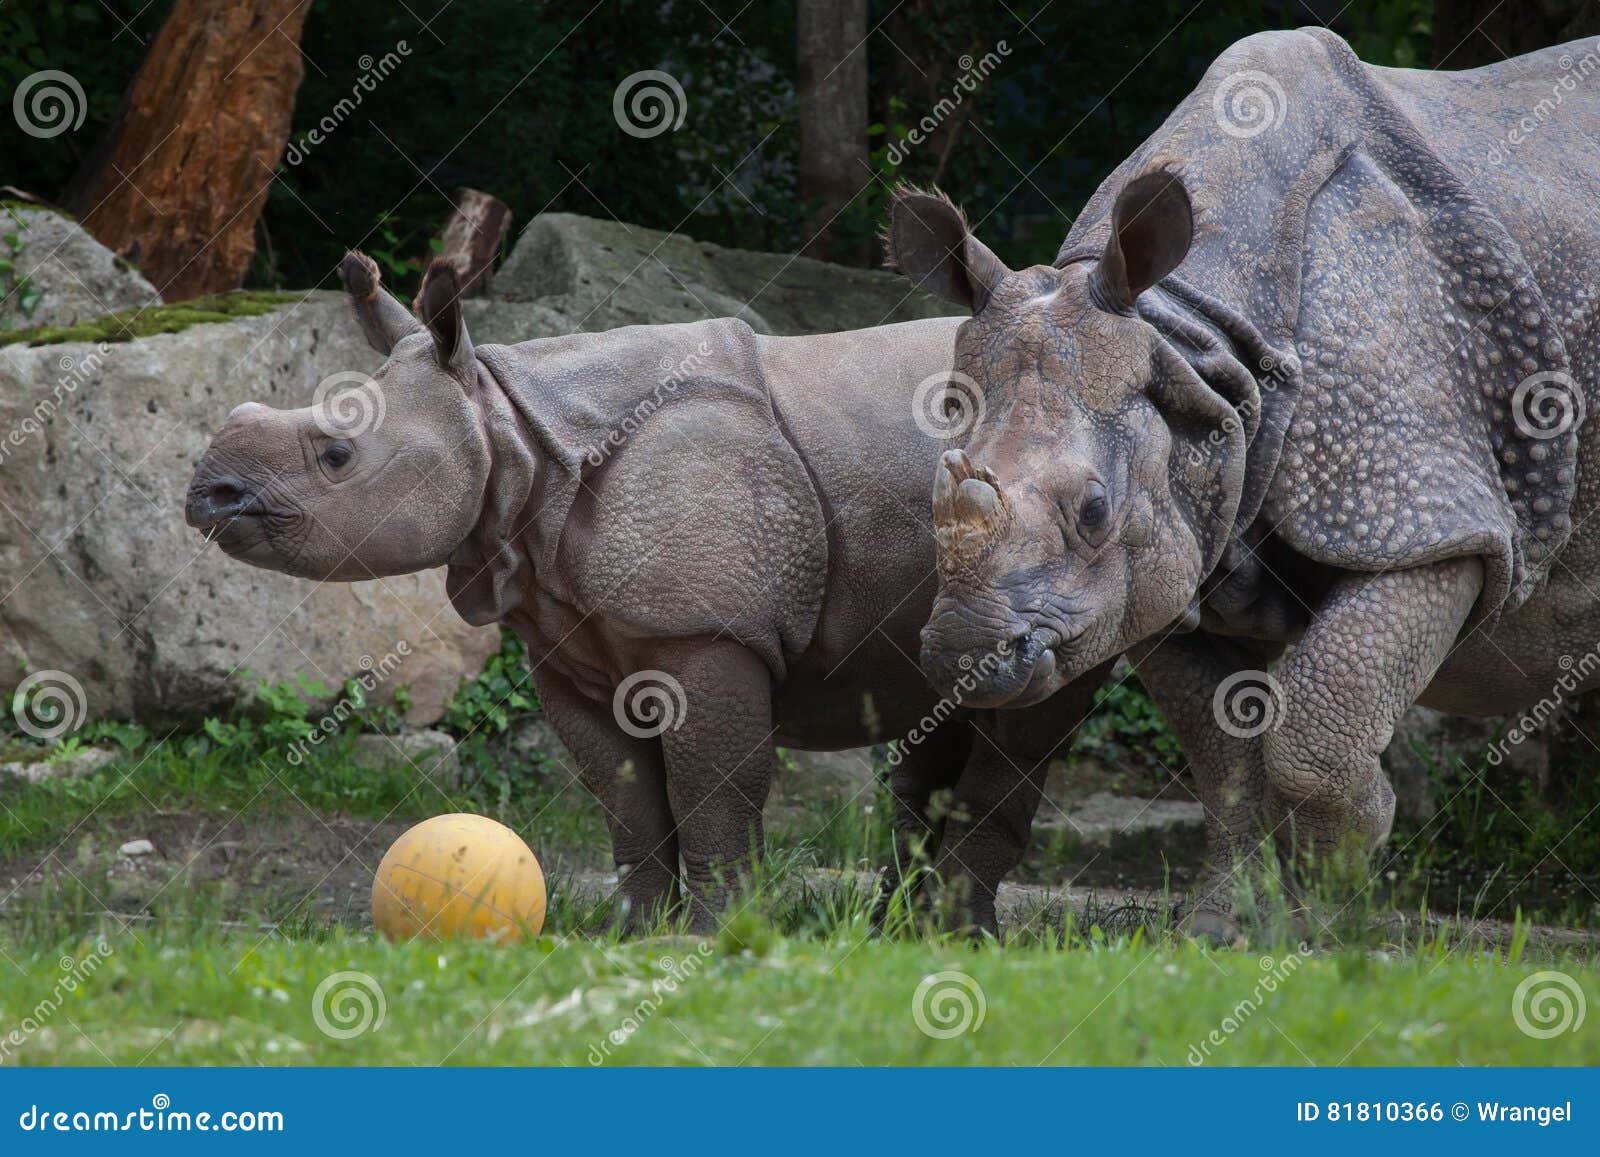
[{"left": 206, "top": 478, "right": 248, "bottom": 515}]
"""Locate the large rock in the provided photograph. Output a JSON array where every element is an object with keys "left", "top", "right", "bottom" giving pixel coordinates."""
[
  {"left": 0, "top": 291, "right": 497, "bottom": 726},
  {"left": 0, "top": 207, "right": 161, "bottom": 332},
  {"left": 493, "top": 212, "right": 963, "bottom": 334}
]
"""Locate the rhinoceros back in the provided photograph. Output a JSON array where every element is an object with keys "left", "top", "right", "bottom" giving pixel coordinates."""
[{"left": 1057, "top": 28, "right": 1597, "bottom": 619}]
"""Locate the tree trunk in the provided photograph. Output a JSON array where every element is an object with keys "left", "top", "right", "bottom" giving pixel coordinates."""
[
  {"left": 76, "top": 0, "right": 311, "bottom": 301},
  {"left": 1432, "top": 0, "right": 1600, "bottom": 68},
  {"left": 432, "top": 189, "right": 512, "bottom": 298},
  {"left": 797, "top": 0, "right": 869, "bottom": 266}
]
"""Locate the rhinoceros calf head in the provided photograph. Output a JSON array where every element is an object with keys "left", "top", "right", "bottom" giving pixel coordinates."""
[
  {"left": 185, "top": 256, "right": 491, "bottom": 581},
  {"left": 889, "top": 175, "right": 1224, "bottom": 707}
]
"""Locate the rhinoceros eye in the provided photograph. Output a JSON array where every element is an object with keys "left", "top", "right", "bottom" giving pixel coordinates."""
[
  {"left": 321, "top": 440, "right": 353, "bottom": 470},
  {"left": 1079, "top": 482, "right": 1109, "bottom": 530}
]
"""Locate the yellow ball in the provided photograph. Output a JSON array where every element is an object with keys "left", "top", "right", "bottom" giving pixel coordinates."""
[{"left": 372, "top": 813, "right": 546, "bottom": 943}]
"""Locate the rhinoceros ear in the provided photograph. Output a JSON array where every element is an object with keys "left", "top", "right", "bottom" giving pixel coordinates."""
[
  {"left": 415, "top": 259, "right": 475, "bottom": 374},
  {"left": 886, "top": 187, "right": 1008, "bottom": 313},
  {"left": 337, "top": 251, "right": 423, "bottom": 356},
  {"left": 1092, "top": 170, "right": 1193, "bottom": 311}
]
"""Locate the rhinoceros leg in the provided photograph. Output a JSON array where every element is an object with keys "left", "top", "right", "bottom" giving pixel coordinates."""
[
  {"left": 1132, "top": 634, "right": 1279, "bottom": 939},
  {"left": 536, "top": 673, "right": 681, "bottom": 933},
  {"left": 652, "top": 640, "right": 775, "bottom": 934},
  {"left": 873, "top": 728, "right": 971, "bottom": 927},
  {"left": 933, "top": 662, "right": 1112, "bottom": 937},
  {"left": 1263, "top": 557, "right": 1482, "bottom": 884}
]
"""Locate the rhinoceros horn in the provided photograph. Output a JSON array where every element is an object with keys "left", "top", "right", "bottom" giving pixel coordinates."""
[{"left": 934, "top": 449, "right": 1008, "bottom": 569}]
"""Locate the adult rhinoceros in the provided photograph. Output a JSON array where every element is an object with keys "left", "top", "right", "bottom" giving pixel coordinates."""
[{"left": 888, "top": 28, "right": 1600, "bottom": 933}]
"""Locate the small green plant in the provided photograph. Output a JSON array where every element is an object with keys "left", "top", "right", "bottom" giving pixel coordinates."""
[
  {"left": 1075, "top": 675, "right": 1184, "bottom": 776},
  {"left": 440, "top": 630, "right": 539, "bottom": 738}
]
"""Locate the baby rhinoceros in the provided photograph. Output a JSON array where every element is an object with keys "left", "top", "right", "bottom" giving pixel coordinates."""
[{"left": 185, "top": 254, "right": 1106, "bottom": 934}]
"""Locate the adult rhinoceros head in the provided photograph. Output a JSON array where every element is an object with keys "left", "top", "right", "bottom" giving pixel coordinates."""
[
  {"left": 185, "top": 256, "right": 493, "bottom": 581},
  {"left": 889, "top": 173, "right": 1246, "bottom": 707}
]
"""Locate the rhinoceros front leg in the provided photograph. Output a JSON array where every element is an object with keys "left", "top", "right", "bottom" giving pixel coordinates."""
[
  {"left": 649, "top": 640, "right": 775, "bottom": 934},
  {"left": 1263, "top": 558, "right": 1482, "bottom": 887},
  {"left": 1131, "top": 634, "right": 1279, "bottom": 939},
  {"left": 933, "top": 662, "right": 1113, "bottom": 937},
  {"left": 536, "top": 673, "right": 681, "bottom": 933}
]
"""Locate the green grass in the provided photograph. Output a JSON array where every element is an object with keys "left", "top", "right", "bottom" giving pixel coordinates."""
[{"left": 2, "top": 910, "right": 1597, "bottom": 1065}]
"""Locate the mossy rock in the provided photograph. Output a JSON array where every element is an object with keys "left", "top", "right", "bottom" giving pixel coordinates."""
[{"left": 0, "top": 290, "right": 301, "bottom": 348}]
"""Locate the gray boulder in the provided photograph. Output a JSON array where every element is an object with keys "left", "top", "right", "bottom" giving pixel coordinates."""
[
  {"left": 493, "top": 212, "right": 963, "bottom": 334},
  {"left": 0, "top": 206, "right": 161, "bottom": 332}
]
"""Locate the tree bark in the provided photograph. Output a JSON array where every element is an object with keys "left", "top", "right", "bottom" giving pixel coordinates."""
[
  {"left": 797, "top": 0, "right": 869, "bottom": 266},
  {"left": 76, "top": 0, "right": 311, "bottom": 301},
  {"left": 1432, "top": 0, "right": 1600, "bottom": 68},
  {"left": 432, "top": 189, "right": 512, "bottom": 298}
]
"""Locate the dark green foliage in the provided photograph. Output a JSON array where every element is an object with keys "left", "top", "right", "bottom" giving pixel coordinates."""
[
  {"left": 4, "top": 1, "right": 1435, "bottom": 291},
  {"left": 1075, "top": 675, "right": 1185, "bottom": 778}
]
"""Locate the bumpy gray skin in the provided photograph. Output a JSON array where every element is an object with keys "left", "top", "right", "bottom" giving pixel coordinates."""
[
  {"left": 185, "top": 254, "right": 1103, "bottom": 935},
  {"left": 889, "top": 28, "right": 1600, "bottom": 931}
]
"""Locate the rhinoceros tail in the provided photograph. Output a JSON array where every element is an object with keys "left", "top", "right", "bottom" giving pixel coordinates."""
[{"left": 337, "top": 250, "right": 383, "bottom": 301}]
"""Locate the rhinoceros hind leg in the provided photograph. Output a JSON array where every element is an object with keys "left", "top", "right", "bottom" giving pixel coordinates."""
[{"left": 1263, "top": 557, "right": 1482, "bottom": 887}]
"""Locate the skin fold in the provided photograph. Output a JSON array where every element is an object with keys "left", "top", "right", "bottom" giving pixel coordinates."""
[
  {"left": 890, "top": 28, "right": 1600, "bottom": 933},
  {"left": 185, "top": 253, "right": 1106, "bottom": 935}
]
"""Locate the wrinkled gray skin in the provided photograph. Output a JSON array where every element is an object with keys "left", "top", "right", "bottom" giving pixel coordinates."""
[
  {"left": 185, "top": 253, "right": 1107, "bottom": 934},
  {"left": 891, "top": 28, "right": 1600, "bottom": 932}
]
